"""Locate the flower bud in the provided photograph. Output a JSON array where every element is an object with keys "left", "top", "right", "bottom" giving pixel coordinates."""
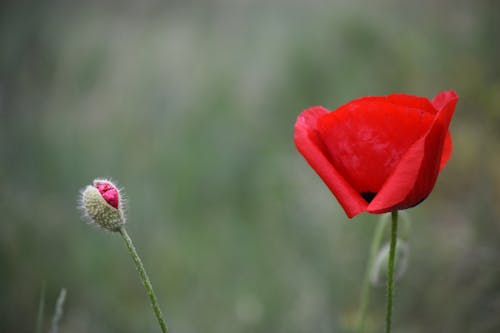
[{"left": 80, "top": 179, "right": 125, "bottom": 231}]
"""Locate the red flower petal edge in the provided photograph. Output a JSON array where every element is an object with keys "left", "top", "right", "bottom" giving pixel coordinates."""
[{"left": 294, "top": 90, "right": 458, "bottom": 218}]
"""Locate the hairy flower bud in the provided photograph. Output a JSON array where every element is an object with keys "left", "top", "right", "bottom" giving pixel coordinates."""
[{"left": 80, "top": 179, "right": 125, "bottom": 231}]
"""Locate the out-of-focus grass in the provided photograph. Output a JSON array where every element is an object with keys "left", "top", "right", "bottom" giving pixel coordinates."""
[{"left": 1, "top": 1, "right": 499, "bottom": 332}]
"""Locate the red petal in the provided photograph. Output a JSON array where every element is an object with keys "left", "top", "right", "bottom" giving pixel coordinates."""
[
  {"left": 294, "top": 106, "right": 367, "bottom": 218},
  {"left": 387, "top": 93, "right": 436, "bottom": 114},
  {"left": 336, "top": 94, "right": 436, "bottom": 114},
  {"left": 434, "top": 91, "right": 457, "bottom": 170},
  {"left": 440, "top": 132, "right": 452, "bottom": 170},
  {"left": 317, "top": 99, "right": 435, "bottom": 195},
  {"left": 367, "top": 91, "right": 458, "bottom": 213},
  {"left": 95, "top": 181, "right": 120, "bottom": 209},
  {"left": 432, "top": 90, "right": 458, "bottom": 111}
]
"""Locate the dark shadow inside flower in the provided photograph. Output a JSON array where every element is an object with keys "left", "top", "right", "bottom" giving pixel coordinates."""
[{"left": 361, "top": 191, "right": 377, "bottom": 203}]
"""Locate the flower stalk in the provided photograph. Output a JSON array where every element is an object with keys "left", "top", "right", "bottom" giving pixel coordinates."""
[
  {"left": 119, "top": 227, "right": 169, "bottom": 333},
  {"left": 385, "top": 211, "right": 399, "bottom": 333},
  {"left": 80, "top": 179, "right": 170, "bottom": 333}
]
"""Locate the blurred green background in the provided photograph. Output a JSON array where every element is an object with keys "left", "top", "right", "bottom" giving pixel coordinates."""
[{"left": 1, "top": 0, "right": 500, "bottom": 332}]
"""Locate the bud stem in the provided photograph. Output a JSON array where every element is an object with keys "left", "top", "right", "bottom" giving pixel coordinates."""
[
  {"left": 385, "top": 211, "right": 399, "bottom": 333},
  {"left": 119, "top": 227, "right": 169, "bottom": 333}
]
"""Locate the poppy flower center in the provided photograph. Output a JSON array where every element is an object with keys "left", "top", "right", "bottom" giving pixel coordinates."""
[
  {"left": 317, "top": 101, "right": 435, "bottom": 198},
  {"left": 360, "top": 191, "right": 377, "bottom": 203}
]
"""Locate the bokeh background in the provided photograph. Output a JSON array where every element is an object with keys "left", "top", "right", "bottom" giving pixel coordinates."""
[{"left": 1, "top": 0, "right": 500, "bottom": 332}]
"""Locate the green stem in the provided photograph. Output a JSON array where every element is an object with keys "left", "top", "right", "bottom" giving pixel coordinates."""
[
  {"left": 356, "top": 214, "right": 388, "bottom": 333},
  {"left": 385, "top": 211, "right": 398, "bottom": 333},
  {"left": 119, "top": 227, "right": 169, "bottom": 333}
]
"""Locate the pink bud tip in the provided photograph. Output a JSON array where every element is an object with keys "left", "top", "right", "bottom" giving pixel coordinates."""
[{"left": 95, "top": 181, "right": 119, "bottom": 209}]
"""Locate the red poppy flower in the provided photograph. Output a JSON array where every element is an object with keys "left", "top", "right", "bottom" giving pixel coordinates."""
[{"left": 294, "top": 90, "right": 458, "bottom": 218}]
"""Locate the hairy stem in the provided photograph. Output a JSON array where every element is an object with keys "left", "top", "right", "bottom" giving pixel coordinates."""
[
  {"left": 119, "top": 227, "right": 169, "bottom": 333},
  {"left": 385, "top": 211, "right": 399, "bottom": 333}
]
